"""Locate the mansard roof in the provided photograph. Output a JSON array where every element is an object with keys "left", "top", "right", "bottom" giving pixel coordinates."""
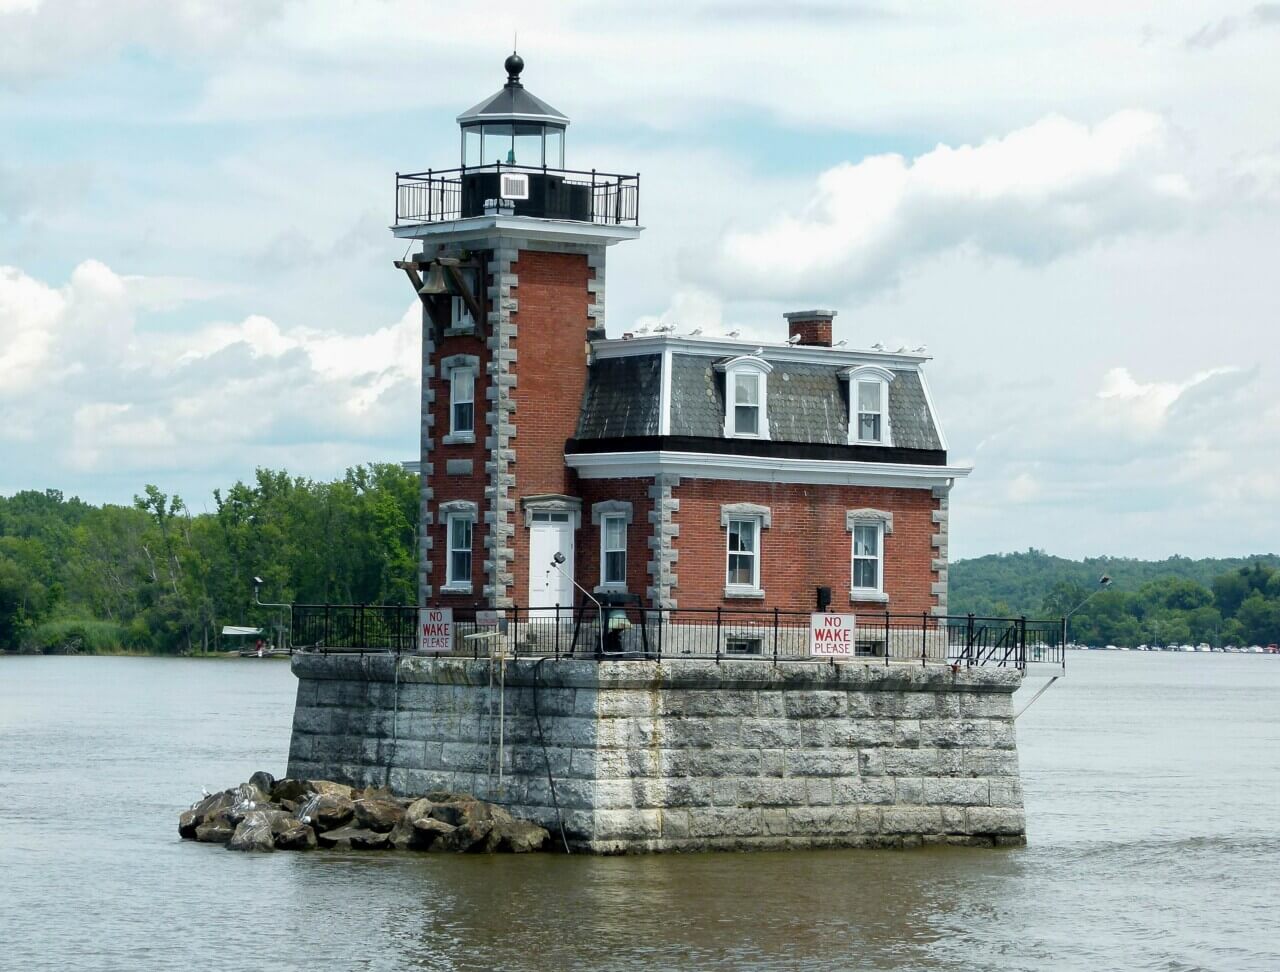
[{"left": 574, "top": 337, "right": 946, "bottom": 457}]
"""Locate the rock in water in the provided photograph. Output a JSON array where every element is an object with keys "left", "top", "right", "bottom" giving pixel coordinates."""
[
  {"left": 270, "top": 778, "right": 314, "bottom": 803},
  {"left": 274, "top": 820, "right": 318, "bottom": 850},
  {"left": 310, "top": 793, "right": 355, "bottom": 829},
  {"left": 317, "top": 825, "right": 389, "bottom": 850},
  {"left": 227, "top": 811, "right": 276, "bottom": 852},
  {"left": 194, "top": 811, "right": 235, "bottom": 844},
  {"left": 353, "top": 797, "right": 405, "bottom": 833},
  {"left": 178, "top": 790, "right": 234, "bottom": 839},
  {"left": 310, "top": 780, "right": 355, "bottom": 799},
  {"left": 493, "top": 818, "right": 550, "bottom": 853},
  {"left": 227, "top": 783, "right": 272, "bottom": 824}
]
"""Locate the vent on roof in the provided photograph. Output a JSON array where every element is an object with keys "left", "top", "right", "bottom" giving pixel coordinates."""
[{"left": 500, "top": 172, "right": 530, "bottom": 200}]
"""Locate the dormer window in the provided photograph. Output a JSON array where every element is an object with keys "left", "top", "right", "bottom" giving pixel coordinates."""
[
  {"left": 857, "top": 380, "right": 883, "bottom": 441},
  {"left": 716, "top": 355, "right": 773, "bottom": 440},
  {"left": 843, "top": 365, "right": 894, "bottom": 446}
]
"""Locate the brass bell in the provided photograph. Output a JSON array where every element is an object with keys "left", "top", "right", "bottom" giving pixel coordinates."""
[{"left": 417, "top": 262, "right": 448, "bottom": 294}]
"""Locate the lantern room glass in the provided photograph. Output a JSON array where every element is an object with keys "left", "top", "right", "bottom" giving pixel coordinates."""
[{"left": 460, "top": 122, "right": 566, "bottom": 168}]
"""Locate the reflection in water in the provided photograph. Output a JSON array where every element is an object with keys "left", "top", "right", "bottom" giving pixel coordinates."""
[{"left": 1, "top": 654, "right": 1278, "bottom": 971}]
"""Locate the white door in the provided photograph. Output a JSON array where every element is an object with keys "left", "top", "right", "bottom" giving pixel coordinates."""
[{"left": 528, "top": 512, "right": 574, "bottom": 608}]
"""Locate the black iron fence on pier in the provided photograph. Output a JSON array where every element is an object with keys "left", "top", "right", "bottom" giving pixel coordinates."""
[{"left": 290, "top": 604, "right": 1065, "bottom": 671}]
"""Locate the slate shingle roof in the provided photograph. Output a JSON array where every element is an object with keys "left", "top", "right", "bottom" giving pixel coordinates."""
[
  {"left": 575, "top": 354, "right": 662, "bottom": 437},
  {"left": 576, "top": 350, "right": 943, "bottom": 452}
]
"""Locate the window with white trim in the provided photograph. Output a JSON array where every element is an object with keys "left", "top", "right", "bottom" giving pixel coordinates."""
[
  {"left": 733, "top": 373, "right": 761, "bottom": 436},
  {"left": 856, "top": 380, "right": 885, "bottom": 443},
  {"left": 844, "top": 365, "right": 894, "bottom": 446},
  {"left": 718, "top": 356, "right": 772, "bottom": 439},
  {"left": 445, "top": 513, "right": 473, "bottom": 590},
  {"left": 600, "top": 514, "right": 627, "bottom": 588},
  {"left": 726, "top": 517, "right": 760, "bottom": 592},
  {"left": 450, "top": 367, "right": 475, "bottom": 437},
  {"left": 852, "top": 521, "right": 883, "bottom": 595}
]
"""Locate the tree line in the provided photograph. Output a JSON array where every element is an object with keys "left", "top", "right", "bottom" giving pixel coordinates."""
[
  {"left": 950, "top": 549, "right": 1280, "bottom": 647},
  {"left": 4, "top": 480, "right": 1279, "bottom": 652},
  {"left": 0, "top": 465, "right": 418, "bottom": 654}
]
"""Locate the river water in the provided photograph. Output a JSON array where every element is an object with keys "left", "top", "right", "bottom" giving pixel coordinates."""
[{"left": 1, "top": 652, "right": 1277, "bottom": 972}]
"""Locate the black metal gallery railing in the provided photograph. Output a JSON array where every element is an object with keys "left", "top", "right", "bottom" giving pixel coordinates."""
[
  {"left": 291, "top": 604, "right": 1065, "bottom": 671},
  {"left": 394, "top": 164, "right": 640, "bottom": 227}
]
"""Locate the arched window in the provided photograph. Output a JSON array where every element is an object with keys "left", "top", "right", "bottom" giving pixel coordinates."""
[{"left": 843, "top": 365, "right": 894, "bottom": 446}]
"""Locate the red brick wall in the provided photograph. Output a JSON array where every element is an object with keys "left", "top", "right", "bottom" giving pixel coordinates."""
[
  {"left": 507, "top": 249, "right": 594, "bottom": 605},
  {"left": 574, "top": 478, "right": 654, "bottom": 598},
  {"left": 670, "top": 480, "right": 939, "bottom": 613},
  {"left": 427, "top": 287, "right": 491, "bottom": 608}
]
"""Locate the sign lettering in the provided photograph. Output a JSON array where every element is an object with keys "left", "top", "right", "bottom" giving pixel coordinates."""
[
  {"left": 810, "top": 612, "right": 856, "bottom": 658},
  {"left": 418, "top": 607, "right": 454, "bottom": 653}
]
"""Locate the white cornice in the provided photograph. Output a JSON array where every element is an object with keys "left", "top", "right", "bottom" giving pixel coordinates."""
[
  {"left": 591, "top": 333, "right": 930, "bottom": 369},
  {"left": 565, "top": 450, "right": 972, "bottom": 488},
  {"left": 392, "top": 215, "right": 643, "bottom": 246}
]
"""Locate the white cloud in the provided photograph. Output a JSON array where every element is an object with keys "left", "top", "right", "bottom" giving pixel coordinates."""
[
  {"left": 1094, "top": 365, "right": 1241, "bottom": 436},
  {"left": 0, "top": 260, "right": 420, "bottom": 489},
  {"left": 702, "top": 111, "right": 1191, "bottom": 300}
]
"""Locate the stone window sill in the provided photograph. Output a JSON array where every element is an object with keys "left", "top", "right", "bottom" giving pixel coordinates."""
[
  {"left": 850, "top": 589, "right": 889, "bottom": 604},
  {"left": 441, "top": 432, "right": 476, "bottom": 446},
  {"left": 441, "top": 584, "right": 473, "bottom": 595},
  {"left": 594, "top": 583, "right": 628, "bottom": 595},
  {"left": 724, "top": 586, "right": 765, "bottom": 599}
]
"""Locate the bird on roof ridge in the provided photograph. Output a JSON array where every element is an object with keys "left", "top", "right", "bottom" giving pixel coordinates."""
[
  {"left": 833, "top": 339, "right": 847, "bottom": 347},
  {"left": 786, "top": 334, "right": 803, "bottom": 344},
  {"left": 689, "top": 327, "right": 703, "bottom": 335},
  {"left": 726, "top": 329, "right": 741, "bottom": 338},
  {"left": 871, "top": 342, "right": 885, "bottom": 351},
  {"left": 912, "top": 345, "right": 927, "bottom": 353}
]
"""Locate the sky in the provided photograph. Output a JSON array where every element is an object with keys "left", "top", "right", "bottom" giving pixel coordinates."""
[{"left": 1, "top": 0, "right": 1278, "bottom": 561}]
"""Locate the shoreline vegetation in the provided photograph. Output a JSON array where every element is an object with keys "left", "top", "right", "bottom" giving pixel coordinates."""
[{"left": 3, "top": 471, "right": 1279, "bottom": 654}]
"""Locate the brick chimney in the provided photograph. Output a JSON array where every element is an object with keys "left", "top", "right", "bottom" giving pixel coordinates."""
[{"left": 784, "top": 309, "right": 836, "bottom": 347}]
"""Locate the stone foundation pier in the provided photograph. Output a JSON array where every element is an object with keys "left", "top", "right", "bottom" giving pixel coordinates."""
[{"left": 286, "top": 654, "right": 1026, "bottom": 853}]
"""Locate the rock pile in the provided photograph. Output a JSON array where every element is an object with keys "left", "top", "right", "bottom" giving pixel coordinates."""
[{"left": 179, "top": 771, "right": 550, "bottom": 854}]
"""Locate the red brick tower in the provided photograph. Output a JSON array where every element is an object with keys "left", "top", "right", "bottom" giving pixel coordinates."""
[{"left": 391, "top": 53, "right": 641, "bottom": 610}]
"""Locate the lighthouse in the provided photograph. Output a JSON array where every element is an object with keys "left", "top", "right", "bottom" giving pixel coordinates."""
[{"left": 392, "top": 53, "right": 642, "bottom": 612}]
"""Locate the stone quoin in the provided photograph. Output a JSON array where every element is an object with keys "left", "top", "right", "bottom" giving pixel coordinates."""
[{"left": 285, "top": 53, "right": 1036, "bottom": 853}]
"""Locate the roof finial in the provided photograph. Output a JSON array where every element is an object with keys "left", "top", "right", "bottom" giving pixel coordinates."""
[{"left": 504, "top": 46, "right": 524, "bottom": 87}]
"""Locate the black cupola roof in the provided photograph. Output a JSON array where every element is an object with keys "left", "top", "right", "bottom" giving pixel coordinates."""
[{"left": 456, "top": 53, "right": 569, "bottom": 127}]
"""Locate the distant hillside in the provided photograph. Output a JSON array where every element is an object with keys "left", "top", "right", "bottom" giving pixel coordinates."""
[{"left": 950, "top": 550, "right": 1280, "bottom": 619}]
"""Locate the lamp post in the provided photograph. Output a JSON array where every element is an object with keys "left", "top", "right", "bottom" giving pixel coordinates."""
[
  {"left": 1064, "top": 574, "right": 1112, "bottom": 649},
  {"left": 253, "top": 576, "right": 294, "bottom": 653},
  {"left": 548, "top": 552, "right": 606, "bottom": 657}
]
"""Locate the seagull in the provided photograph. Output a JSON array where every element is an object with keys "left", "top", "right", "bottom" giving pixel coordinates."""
[
  {"left": 872, "top": 342, "right": 885, "bottom": 351},
  {"left": 833, "top": 339, "right": 847, "bottom": 348},
  {"left": 751, "top": 347, "right": 764, "bottom": 356},
  {"left": 786, "top": 334, "right": 803, "bottom": 344},
  {"left": 636, "top": 324, "right": 650, "bottom": 334},
  {"left": 201, "top": 786, "right": 211, "bottom": 798},
  {"left": 896, "top": 346, "right": 908, "bottom": 353},
  {"left": 654, "top": 323, "right": 676, "bottom": 333},
  {"left": 912, "top": 345, "right": 927, "bottom": 353},
  {"left": 726, "top": 329, "right": 741, "bottom": 338},
  {"left": 688, "top": 327, "right": 703, "bottom": 336}
]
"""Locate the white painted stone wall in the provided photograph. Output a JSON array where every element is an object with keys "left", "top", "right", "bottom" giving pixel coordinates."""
[{"left": 287, "top": 654, "right": 1026, "bottom": 853}]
